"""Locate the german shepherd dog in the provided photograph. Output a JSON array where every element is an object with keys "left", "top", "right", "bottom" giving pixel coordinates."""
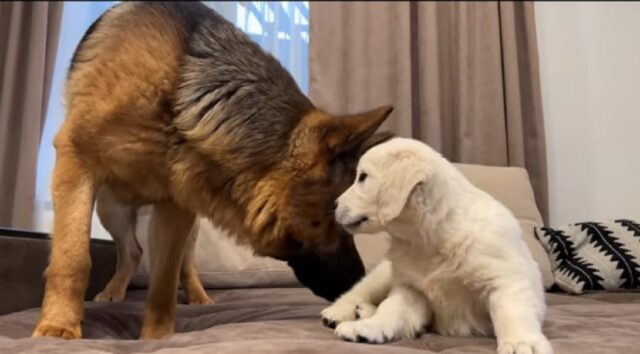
[{"left": 33, "top": 2, "right": 393, "bottom": 340}]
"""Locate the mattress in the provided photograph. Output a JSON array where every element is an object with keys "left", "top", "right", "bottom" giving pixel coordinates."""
[{"left": 1, "top": 288, "right": 639, "bottom": 353}]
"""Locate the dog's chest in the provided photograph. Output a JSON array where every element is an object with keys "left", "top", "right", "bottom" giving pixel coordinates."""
[{"left": 389, "top": 245, "right": 493, "bottom": 337}]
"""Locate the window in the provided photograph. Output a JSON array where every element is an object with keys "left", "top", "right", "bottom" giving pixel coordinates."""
[
  {"left": 207, "top": 2, "right": 309, "bottom": 92},
  {"left": 33, "top": 1, "right": 309, "bottom": 239}
]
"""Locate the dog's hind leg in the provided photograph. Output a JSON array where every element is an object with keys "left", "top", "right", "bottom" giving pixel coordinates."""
[
  {"left": 179, "top": 220, "right": 213, "bottom": 305},
  {"left": 32, "top": 140, "right": 97, "bottom": 339},
  {"left": 140, "top": 201, "right": 195, "bottom": 339},
  {"left": 93, "top": 186, "right": 142, "bottom": 302}
]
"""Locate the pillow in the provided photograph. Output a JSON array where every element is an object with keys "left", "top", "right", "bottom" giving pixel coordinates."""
[
  {"left": 132, "top": 163, "right": 553, "bottom": 290},
  {"left": 131, "top": 216, "right": 390, "bottom": 289},
  {"left": 534, "top": 219, "right": 640, "bottom": 294},
  {"left": 455, "top": 163, "right": 554, "bottom": 289},
  {"left": 131, "top": 208, "right": 299, "bottom": 289}
]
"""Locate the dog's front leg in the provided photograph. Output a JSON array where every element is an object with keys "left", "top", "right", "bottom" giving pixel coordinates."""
[
  {"left": 321, "top": 260, "right": 392, "bottom": 328},
  {"left": 335, "top": 285, "right": 430, "bottom": 343},
  {"left": 140, "top": 202, "right": 195, "bottom": 339},
  {"left": 33, "top": 147, "right": 97, "bottom": 339},
  {"left": 489, "top": 284, "right": 553, "bottom": 354}
]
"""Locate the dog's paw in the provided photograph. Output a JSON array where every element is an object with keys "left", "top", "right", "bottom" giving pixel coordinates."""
[
  {"left": 140, "top": 324, "right": 174, "bottom": 340},
  {"left": 497, "top": 336, "right": 553, "bottom": 354},
  {"left": 93, "top": 288, "right": 126, "bottom": 302},
  {"left": 32, "top": 322, "right": 81, "bottom": 340},
  {"left": 186, "top": 293, "right": 214, "bottom": 305},
  {"left": 335, "top": 319, "right": 392, "bottom": 344},
  {"left": 321, "top": 301, "right": 359, "bottom": 328},
  {"left": 355, "top": 303, "right": 377, "bottom": 320}
]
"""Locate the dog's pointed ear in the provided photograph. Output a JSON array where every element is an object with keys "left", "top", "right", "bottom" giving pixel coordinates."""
[
  {"left": 358, "top": 131, "right": 395, "bottom": 158},
  {"left": 325, "top": 105, "right": 393, "bottom": 155},
  {"left": 377, "top": 155, "right": 426, "bottom": 224}
]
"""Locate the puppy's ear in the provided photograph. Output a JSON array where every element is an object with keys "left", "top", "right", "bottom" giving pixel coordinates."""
[
  {"left": 377, "top": 154, "right": 426, "bottom": 224},
  {"left": 325, "top": 106, "right": 393, "bottom": 155}
]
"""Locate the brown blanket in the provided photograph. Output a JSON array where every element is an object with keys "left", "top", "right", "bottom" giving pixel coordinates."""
[{"left": 1, "top": 288, "right": 638, "bottom": 353}]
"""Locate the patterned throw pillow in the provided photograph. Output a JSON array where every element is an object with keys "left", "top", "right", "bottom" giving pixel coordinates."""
[{"left": 534, "top": 219, "right": 640, "bottom": 294}]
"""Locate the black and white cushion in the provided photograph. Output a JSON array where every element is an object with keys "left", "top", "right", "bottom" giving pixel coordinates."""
[{"left": 534, "top": 219, "right": 640, "bottom": 294}]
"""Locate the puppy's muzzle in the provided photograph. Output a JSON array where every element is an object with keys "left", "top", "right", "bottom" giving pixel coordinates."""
[
  {"left": 343, "top": 216, "right": 368, "bottom": 230},
  {"left": 335, "top": 205, "right": 368, "bottom": 232}
]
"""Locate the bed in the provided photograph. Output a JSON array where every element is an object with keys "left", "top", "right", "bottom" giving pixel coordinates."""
[{"left": 2, "top": 164, "right": 638, "bottom": 353}]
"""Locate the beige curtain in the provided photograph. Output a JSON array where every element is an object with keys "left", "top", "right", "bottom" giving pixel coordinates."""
[
  {"left": 0, "top": 2, "right": 63, "bottom": 229},
  {"left": 310, "top": 1, "right": 549, "bottom": 222}
]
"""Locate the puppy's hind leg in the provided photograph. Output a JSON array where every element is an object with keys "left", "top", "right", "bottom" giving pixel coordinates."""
[
  {"left": 93, "top": 187, "right": 142, "bottom": 302},
  {"left": 490, "top": 283, "right": 553, "bottom": 354},
  {"left": 321, "top": 260, "right": 393, "bottom": 328},
  {"left": 335, "top": 285, "right": 430, "bottom": 344},
  {"left": 180, "top": 220, "right": 213, "bottom": 305}
]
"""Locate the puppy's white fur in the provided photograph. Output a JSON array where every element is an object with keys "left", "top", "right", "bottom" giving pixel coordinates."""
[{"left": 322, "top": 138, "right": 552, "bottom": 354}]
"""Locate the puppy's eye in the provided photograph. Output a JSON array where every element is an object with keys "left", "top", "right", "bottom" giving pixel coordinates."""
[{"left": 357, "top": 172, "right": 368, "bottom": 183}]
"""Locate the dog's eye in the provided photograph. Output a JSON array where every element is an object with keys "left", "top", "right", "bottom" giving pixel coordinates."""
[{"left": 357, "top": 172, "right": 368, "bottom": 183}]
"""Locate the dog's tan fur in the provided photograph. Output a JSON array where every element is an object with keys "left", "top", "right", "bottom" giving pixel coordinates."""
[{"left": 33, "top": 3, "right": 392, "bottom": 340}]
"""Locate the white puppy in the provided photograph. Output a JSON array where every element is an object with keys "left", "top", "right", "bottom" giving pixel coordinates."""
[{"left": 322, "top": 138, "right": 552, "bottom": 354}]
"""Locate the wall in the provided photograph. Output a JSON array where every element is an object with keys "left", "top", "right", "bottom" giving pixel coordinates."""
[{"left": 535, "top": 2, "right": 640, "bottom": 227}]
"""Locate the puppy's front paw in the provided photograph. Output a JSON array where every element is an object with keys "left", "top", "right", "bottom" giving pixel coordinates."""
[
  {"left": 498, "top": 336, "right": 553, "bottom": 354},
  {"left": 355, "top": 303, "right": 377, "bottom": 320},
  {"left": 321, "top": 301, "right": 358, "bottom": 328},
  {"left": 335, "top": 319, "right": 391, "bottom": 344}
]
